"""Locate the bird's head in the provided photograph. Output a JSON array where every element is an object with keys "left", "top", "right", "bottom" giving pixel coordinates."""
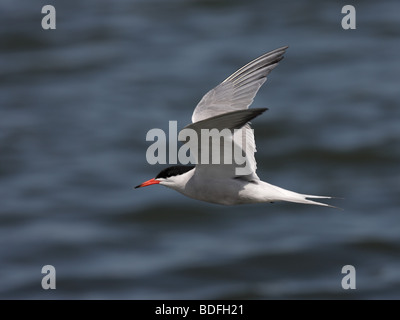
[{"left": 135, "top": 165, "right": 195, "bottom": 190}]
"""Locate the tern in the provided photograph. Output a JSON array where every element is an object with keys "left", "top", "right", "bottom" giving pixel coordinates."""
[{"left": 136, "top": 46, "right": 334, "bottom": 207}]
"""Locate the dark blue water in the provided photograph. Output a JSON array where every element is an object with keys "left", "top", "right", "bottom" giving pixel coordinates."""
[{"left": 1, "top": 0, "right": 399, "bottom": 299}]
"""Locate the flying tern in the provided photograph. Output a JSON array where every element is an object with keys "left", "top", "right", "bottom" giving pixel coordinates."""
[{"left": 136, "top": 46, "right": 334, "bottom": 207}]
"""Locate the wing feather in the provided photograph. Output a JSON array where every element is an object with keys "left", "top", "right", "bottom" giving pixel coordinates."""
[
  {"left": 182, "top": 46, "right": 288, "bottom": 179},
  {"left": 192, "top": 46, "right": 288, "bottom": 123}
]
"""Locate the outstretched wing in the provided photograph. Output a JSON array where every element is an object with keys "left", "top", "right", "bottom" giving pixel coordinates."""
[
  {"left": 184, "top": 46, "right": 288, "bottom": 179},
  {"left": 192, "top": 46, "right": 288, "bottom": 123},
  {"left": 180, "top": 109, "right": 267, "bottom": 179}
]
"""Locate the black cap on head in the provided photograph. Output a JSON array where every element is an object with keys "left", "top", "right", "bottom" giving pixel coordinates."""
[{"left": 155, "top": 165, "right": 195, "bottom": 179}]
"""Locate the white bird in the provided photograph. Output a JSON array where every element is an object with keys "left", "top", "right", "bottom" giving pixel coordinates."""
[{"left": 136, "top": 46, "right": 334, "bottom": 207}]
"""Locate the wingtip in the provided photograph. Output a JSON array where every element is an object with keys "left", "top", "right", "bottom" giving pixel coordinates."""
[
  {"left": 254, "top": 107, "right": 268, "bottom": 113},
  {"left": 277, "top": 45, "right": 289, "bottom": 51}
]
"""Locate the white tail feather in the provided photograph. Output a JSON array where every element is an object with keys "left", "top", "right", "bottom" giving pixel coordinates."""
[
  {"left": 284, "top": 194, "right": 341, "bottom": 209},
  {"left": 261, "top": 182, "right": 338, "bottom": 208}
]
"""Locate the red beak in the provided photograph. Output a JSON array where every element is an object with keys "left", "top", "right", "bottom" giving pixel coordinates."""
[{"left": 135, "top": 178, "right": 160, "bottom": 189}]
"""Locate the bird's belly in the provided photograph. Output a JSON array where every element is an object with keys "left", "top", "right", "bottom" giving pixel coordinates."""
[{"left": 182, "top": 178, "right": 251, "bottom": 205}]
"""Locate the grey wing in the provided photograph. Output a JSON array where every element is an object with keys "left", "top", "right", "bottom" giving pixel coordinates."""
[
  {"left": 186, "top": 46, "right": 288, "bottom": 178},
  {"left": 191, "top": 46, "right": 288, "bottom": 123},
  {"left": 180, "top": 109, "right": 267, "bottom": 179}
]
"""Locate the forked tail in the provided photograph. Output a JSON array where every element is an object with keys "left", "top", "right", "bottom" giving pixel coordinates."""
[
  {"left": 263, "top": 182, "right": 339, "bottom": 208},
  {"left": 290, "top": 194, "right": 338, "bottom": 208}
]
